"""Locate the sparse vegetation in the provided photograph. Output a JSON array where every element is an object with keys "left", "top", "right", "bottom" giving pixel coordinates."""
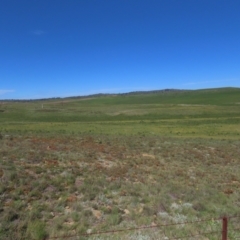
[{"left": 0, "top": 88, "right": 240, "bottom": 239}]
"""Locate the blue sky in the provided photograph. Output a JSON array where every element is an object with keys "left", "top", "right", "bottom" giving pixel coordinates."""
[{"left": 1, "top": 0, "right": 240, "bottom": 99}]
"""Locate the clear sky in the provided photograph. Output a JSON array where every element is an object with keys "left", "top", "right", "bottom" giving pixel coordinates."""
[{"left": 1, "top": 0, "right": 240, "bottom": 99}]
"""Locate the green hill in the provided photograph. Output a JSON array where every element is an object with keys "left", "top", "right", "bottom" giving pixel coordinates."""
[{"left": 0, "top": 87, "right": 239, "bottom": 138}]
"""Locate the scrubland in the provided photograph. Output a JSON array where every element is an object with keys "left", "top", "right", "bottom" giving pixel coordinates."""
[{"left": 0, "top": 88, "right": 240, "bottom": 239}]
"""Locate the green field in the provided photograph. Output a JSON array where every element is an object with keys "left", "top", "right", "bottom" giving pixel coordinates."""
[
  {"left": 1, "top": 87, "right": 240, "bottom": 138},
  {"left": 0, "top": 88, "right": 240, "bottom": 239}
]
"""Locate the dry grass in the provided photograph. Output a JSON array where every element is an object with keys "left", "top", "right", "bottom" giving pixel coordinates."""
[
  {"left": 0, "top": 133, "right": 240, "bottom": 239},
  {"left": 1, "top": 88, "right": 240, "bottom": 238}
]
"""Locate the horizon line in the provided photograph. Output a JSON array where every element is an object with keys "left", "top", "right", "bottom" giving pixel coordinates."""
[{"left": 0, "top": 86, "right": 239, "bottom": 101}]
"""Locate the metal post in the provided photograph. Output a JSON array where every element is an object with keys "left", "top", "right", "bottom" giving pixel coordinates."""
[{"left": 222, "top": 217, "right": 228, "bottom": 240}]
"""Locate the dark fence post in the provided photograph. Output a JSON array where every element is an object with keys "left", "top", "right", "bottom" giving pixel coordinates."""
[{"left": 222, "top": 217, "right": 228, "bottom": 240}]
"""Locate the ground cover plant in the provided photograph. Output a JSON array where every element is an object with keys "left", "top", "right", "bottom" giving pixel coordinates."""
[{"left": 0, "top": 88, "right": 240, "bottom": 239}]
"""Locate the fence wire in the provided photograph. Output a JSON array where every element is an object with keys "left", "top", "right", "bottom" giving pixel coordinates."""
[{"left": 47, "top": 215, "right": 240, "bottom": 239}]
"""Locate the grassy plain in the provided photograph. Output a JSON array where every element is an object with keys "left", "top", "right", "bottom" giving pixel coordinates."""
[{"left": 0, "top": 87, "right": 240, "bottom": 239}]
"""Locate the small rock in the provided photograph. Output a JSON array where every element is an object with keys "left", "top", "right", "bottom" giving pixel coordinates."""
[
  {"left": 87, "top": 229, "right": 92, "bottom": 234},
  {"left": 92, "top": 210, "right": 102, "bottom": 219},
  {"left": 151, "top": 222, "right": 157, "bottom": 226},
  {"left": 142, "top": 153, "right": 155, "bottom": 159},
  {"left": 124, "top": 209, "right": 130, "bottom": 214}
]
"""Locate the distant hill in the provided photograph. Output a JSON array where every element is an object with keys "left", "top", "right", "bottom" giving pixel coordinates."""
[{"left": 0, "top": 87, "right": 239, "bottom": 104}]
